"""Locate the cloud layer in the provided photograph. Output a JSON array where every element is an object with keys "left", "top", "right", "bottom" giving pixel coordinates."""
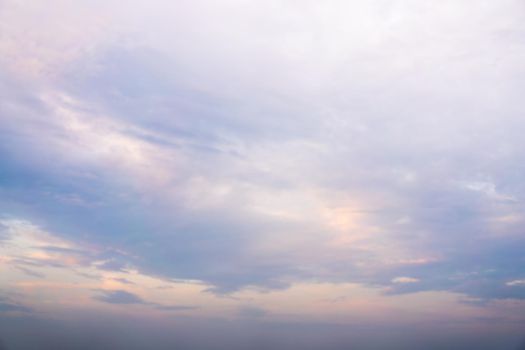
[{"left": 1, "top": 1, "right": 525, "bottom": 348}]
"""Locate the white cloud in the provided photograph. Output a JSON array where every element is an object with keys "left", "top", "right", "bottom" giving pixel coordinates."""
[
  {"left": 506, "top": 280, "right": 525, "bottom": 287},
  {"left": 392, "top": 277, "right": 420, "bottom": 284}
]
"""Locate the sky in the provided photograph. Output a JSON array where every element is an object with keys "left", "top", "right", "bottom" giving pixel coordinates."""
[{"left": 1, "top": 0, "right": 525, "bottom": 349}]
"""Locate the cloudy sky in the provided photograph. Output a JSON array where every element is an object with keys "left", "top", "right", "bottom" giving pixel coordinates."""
[{"left": 1, "top": 1, "right": 525, "bottom": 349}]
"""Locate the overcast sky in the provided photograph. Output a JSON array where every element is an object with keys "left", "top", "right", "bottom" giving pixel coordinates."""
[{"left": 1, "top": 1, "right": 525, "bottom": 349}]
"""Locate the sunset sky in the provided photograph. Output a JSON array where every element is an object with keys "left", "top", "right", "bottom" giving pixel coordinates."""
[{"left": 1, "top": 1, "right": 525, "bottom": 349}]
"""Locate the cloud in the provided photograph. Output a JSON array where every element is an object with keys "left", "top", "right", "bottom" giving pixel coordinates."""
[
  {"left": 0, "top": 298, "right": 31, "bottom": 313},
  {"left": 153, "top": 305, "right": 198, "bottom": 311},
  {"left": 1, "top": 0, "right": 525, "bottom": 306},
  {"left": 13, "top": 266, "right": 45, "bottom": 278},
  {"left": 391, "top": 277, "right": 419, "bottom": 284},
  {"left": 93, "top": 290, "right": 197, "bottom": 312},
  {"left": 111, "top": 277, "right": 135, "bottom": 285},
  {"left": 94, "top": 290, "right": 145, "bottom": 305},
  {"left": 507, "top": 280, "right": 525, "bottom": 287},
  {"left": 96, "top": 260, "right": 130, "bottom": 273}
]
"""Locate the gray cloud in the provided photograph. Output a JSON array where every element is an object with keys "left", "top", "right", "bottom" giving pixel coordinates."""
[
  {"left": 94, "top": 290, "right": 145, "bottom": 305},
  {"left": 93, "top": 290, "right": 197, "bottom": 312},
  {"left": 0, "top": 298, "right": 31, "bottom": 313},
  {"left": 1, "top": 0, "right": 525, "bottom": 303}
]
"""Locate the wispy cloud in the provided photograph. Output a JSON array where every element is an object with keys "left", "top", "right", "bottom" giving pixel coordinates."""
[
  {"left": 93, "top": 289, "right": 197, "bottom": 312},
  {"left": 94, "top": 290, "right": 144, "bottom": 305},
  {"left": 0, "top": 298, "right": 31, "bottom": 313}
]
